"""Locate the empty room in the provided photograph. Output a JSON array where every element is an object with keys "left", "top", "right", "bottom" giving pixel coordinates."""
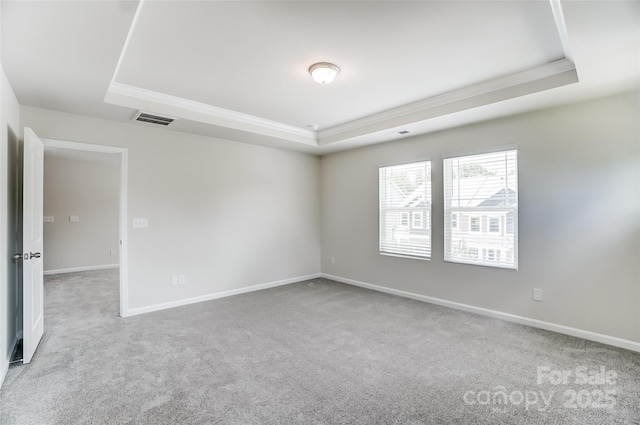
[{"left": 0, "top": 1, "right": 638, "bottom": 424}]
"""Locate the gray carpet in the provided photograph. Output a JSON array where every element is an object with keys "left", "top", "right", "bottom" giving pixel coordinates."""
[{"left": 0, "top": 269, "right": 638, "bottom": 424}]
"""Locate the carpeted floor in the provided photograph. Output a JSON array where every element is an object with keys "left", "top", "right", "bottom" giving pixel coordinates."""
[{"left": 0, "top": 269, "right": 638, "bottom": 424}]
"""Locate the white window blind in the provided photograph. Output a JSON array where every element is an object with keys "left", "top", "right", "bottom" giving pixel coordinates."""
[
  {"left": 444, "top": 149, "right": 517, "bottom": 269},
  {"left": 379, "top": 161, "right": 431, "bottom": 259}
]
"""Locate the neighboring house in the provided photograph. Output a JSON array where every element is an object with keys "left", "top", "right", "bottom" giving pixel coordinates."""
[
  {"left": 448, "top": 176, "right": 517, "bottom": 265},
  {"left": 395, "top": 183, "right": 431, "bottom": 238},
  {"left": 380, "top": 180, "right": 431, "bottom": 257}
]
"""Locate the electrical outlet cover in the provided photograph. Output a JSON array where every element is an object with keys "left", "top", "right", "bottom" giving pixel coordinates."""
[{"left": 532, "top": 288, "right": 543, "bottom": 301}]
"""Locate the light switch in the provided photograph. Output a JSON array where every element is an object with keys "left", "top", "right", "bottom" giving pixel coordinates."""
[
  {"left": 43, "top": 216, "right": 54, "bottom": 223},
  {"left": 132, "top": 217, "right": 148, "bottom": 228},
  {"left": 69, "top": 215, "right": 79, "bottom": 223}
]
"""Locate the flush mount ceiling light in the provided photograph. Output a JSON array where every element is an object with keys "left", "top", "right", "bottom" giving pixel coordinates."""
[{"left": 309, "top": 62, "right": 340, "bottom": 84}]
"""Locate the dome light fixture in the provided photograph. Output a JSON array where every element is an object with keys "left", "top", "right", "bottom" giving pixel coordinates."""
[{"left": 309, "top": 62, "right": 340, "bottom": 84}]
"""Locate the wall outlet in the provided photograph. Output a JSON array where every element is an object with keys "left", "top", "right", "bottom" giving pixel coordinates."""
[
  {"left": 110, "top": 249, "right": 118, "bottom": 256},
  {"left": 69, "top": 215, "right": 79, "bottom": 223},
  {"left": 532, "top": 288, "right": 543, "bottom": 302},
  {"left": 132, "top": 217, "right": 148, "bottom": 228},
  {"left": 330, "top": 257, "right": 336, "bottom": 265},
  {"left": 43, "top": 216, "right": 54, "bottom": 223}
]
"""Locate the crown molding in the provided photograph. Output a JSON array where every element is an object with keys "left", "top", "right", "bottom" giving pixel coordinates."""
[
  {"left": 105, "top": 59, "right": 577, "bottom": 152},
  {"left": 549, "top": 0, "right": 573, "bottom": 63},
  {"left": 105, "top": 81, "right": 318, "bottom": 146},
  {"left": 104, "top": 0, "right": 578, "bottom": 153},
  {"left": 318, "top": 59, "right": 578, "bottom": 145}
]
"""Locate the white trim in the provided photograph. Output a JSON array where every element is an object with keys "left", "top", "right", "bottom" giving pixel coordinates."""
[
  {"left": 105, "top": 82, "right": 317, "bottom": 144},
  {"left": 441, "top": 144, "right": 519, "bottom": 160},
  {"left": 42, "top": 139, "right": 129, "bottom": 318},
  {"left": 119, "top": 149, "right": 129, "bottom": 318},
  {"left": 104, "top": 0, "right": 576, "bottom": 153},
  {"left": 109, "top": 0, "right": 146, "bottom": 84},
  {"left": 44, "top": 139, "right": 127, "bottom": 155},
  {"left": 126, "top": 273, "right": 322, "bottom": 317},
  {"left": 377, "top": 156, "right": 432, "bottom": 169},
  {"left": 321, "top": 273, "right": 640, "bottom": 353},
  {"left": 106, "top": 0, "right": 316, "bottom": 146},
  {"left": 319, "top": 59, "right": 577, "bottom": 144},
  {"left": 44, "top": 264, "right": 119, "bottom": 276},
  {"left": 549, "top": 0, "right": 574, "bottom": 63}
]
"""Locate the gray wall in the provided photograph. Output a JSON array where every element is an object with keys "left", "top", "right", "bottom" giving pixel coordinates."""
[
  {"left": 321, "top": 90, "right": 640, "bottom": 342},
  {"left": 21, "top": 106, "right": 321, "bottom": 312},
  {"left": 43, "top": 155, "right": 120, "bottom": 272}
]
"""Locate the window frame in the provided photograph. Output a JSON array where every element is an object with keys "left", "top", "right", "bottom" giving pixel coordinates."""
[
  {"left": 443, "top": 148, "right": 518, "bottom": 270},
  {"left": 379, "top": 160, "right": 432, "bottom": 260}
]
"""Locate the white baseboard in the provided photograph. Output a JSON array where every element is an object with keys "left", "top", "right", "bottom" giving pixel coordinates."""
[
  {"left": 44, "top": 264, "right": 119, "bottom": 276},
  {"left": 321, "top": 273, "right": 640, "bottom": 353},
  {"left": 126, "top": 273, "right": 322, "bottom": 317}
]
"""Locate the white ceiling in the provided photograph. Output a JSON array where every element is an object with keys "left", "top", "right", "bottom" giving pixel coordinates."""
[{"left": 2, "top": 1, "right": 639, "bottom": 155}]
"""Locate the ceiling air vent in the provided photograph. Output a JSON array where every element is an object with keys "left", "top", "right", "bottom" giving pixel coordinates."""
[{"left": 133, "top": 111, "right": 176, "bottom": 126}]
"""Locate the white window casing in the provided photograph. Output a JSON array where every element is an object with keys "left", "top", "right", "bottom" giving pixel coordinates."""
[
  {"left": 443, "top": 149, "right": 518, "bottom": 269},
  {"left": 379, "top": 161, "right": 431, "bottom": 260}
]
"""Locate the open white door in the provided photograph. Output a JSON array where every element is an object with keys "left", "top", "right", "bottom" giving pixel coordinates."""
[{"left": 22, "top": 127, "right": 45, "bottom": 364}]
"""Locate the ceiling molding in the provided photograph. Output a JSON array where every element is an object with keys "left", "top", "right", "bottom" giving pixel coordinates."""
[
  {"left": 317, "top": 59, "right": 578, "bottom": 146},
  {"left": 549, "top": 0, "right": 574, "bottom": 62},
  {"left": 109, "top": 0, "right": 146, "bottom": 85},
  {"left": 104, "top": 81, "right": 318, "bottom": 146},
  {"left": 103, "top": 0, "right": 580, "bottom": 153}
]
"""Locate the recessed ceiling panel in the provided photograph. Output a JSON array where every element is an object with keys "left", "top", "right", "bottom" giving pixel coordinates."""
[
  {"left": 1, "top": 0, "right": 139, "bottom": 121},
  {"left": 115, "top": 1, "right": 565, "bottom": 130}
]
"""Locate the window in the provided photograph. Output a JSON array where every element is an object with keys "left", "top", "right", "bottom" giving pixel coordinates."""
[
  {"left": 483, "top": 249, "right": 502, "bottom": 262},
  {"left": 411, "top": 211, "right": 424, "bottom": 229},
  {"left": 379, "top": 161, "right": 431, "bottom": 259},
  {"left": 400, "top": 213, "right": 409, "bottom": 227},
  {"left": 489, "top": 216, "right": 500, "bottom": 233},
  {"left": 470, "top": 216, "right": 481, "bottom": 232},
  {"left": 444, "top": 149, "right": 518, "bottom": 269}
]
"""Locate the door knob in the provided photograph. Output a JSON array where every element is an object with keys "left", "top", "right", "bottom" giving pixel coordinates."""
[
  {"left": 13, "top": 253, "right": 22, "bottom": 260},
  {"left": 28, "top": 252, "right": 41, "bottom": 260}
]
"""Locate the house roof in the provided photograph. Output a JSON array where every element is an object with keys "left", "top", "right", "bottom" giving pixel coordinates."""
[{"left": 450, "top": 176, "right": 517, "bottom": 208}]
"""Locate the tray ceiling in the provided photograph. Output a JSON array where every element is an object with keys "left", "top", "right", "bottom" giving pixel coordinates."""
[{"left": 3, "top": 1, "right": 638, "bottom": 154}]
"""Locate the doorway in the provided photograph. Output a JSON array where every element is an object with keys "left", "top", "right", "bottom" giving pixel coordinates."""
[{"left": 41, "top": 139, "right": 129, "bottom": 318}]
